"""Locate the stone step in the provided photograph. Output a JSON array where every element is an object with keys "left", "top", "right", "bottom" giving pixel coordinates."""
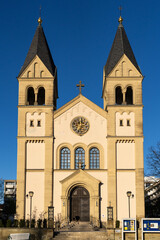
[{"left": 54, "top": 232, "right": 108, "bottom": 240}]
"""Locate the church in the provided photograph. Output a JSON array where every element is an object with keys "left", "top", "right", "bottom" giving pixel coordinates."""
[{"left": 16, "top": 15, "right": 145, "bottom": 227}]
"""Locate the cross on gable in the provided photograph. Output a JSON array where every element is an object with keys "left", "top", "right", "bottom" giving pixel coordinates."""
[{"left": 76, "top": 80, "right": 84, "bottom": 94}]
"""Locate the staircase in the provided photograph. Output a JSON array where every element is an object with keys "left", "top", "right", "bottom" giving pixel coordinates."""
[{"left": 53, "top": 222, "right": 108, "bottom": 240}]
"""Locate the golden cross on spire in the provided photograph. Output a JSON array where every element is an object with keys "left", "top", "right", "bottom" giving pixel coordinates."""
[
  {"left": 76, "top": 80, "right": 84, "bottom": 94},
  {"left": 118, "top": 6, "right": 123, "bottom": 24}
]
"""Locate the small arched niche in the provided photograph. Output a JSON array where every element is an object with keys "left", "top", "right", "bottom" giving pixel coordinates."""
[
  {"left": 115, "top": 86, "right": 123, "bottom": 104},
  {"left": 40, "top": 71, "right": 44, "bottom": 78},
  {"left": 27, "top": 71, "right": 31, "bottom": 78},
  {"left": 27, "top": 87, "right": 35, "bottom": 105},
  {"left": 37, "top": 87, "right": 45, "bottom": 105},
  {"left": 125, "top": 86, "right": 133, "bottom": 105},
  {"left": 34, "top": 62, "right": 38, "bottom": 78}
]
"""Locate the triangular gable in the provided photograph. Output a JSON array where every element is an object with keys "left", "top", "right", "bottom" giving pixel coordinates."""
[
  {"left": 19, "top": 55, "right": 54, "bottom": 79},
  {"left": 54, "top": 94, "right": 107, "bottom": 119},
  {"left": 108, "top": 54, "right": 142, "bottom": 77},
  {"left": 60, "top": 169, "right": 100, "bottom": 198},
  {"left": 60, "top": 169, "right": 100, "bottom": 184}
]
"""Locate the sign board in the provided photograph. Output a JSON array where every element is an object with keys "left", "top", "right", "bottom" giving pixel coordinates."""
[
  {"left": 9, "top": 233, "right": 30, "bottom": 240},
  {"left": 123, "top": 219, "right": 136, "bottom": 232},
  {"left": 142, "top": 218, "right": 160, "bottom": 240},
  {"left": 122, "top": 219, "right": 137, "bottom": 240}
]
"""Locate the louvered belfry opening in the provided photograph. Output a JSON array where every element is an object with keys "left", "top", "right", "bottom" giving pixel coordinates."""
[{"left": 70, "top": 186, "right": 90, "bottom": 222}]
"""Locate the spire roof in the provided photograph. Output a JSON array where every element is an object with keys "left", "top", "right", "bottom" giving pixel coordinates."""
[
  {"left": 18, "top": 20, "right": 56, "bottom": 77},
  {"left": 104, "top": 21, "right": 141, "bottom": 76}
]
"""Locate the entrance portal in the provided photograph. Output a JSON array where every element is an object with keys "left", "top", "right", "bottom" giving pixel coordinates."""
[{"left": 70, "top": 186, "right": 90, "bottom": 221}]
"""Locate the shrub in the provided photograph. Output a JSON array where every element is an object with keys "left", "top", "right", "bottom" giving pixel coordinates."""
[
  {"left": 19, "top": 219, "right": 25, "bottom": 228},
  {"left": 26, "top": 220, "right": 29, "bottom": 228},
  {"left": 0, "top": 219, "right": 4, "bottom": 227},
  {"left": 116, "top": 220, "right": 120, "bottom": 228},
  {"left": 6, "top": 219, "right": 12, "bottom": 227},
  {"left": 37, "top": 219, "right": 42, "bottom": 228},
  {"left": 31, "top": 219, "right": 35, "bottom": 228},
  {"left": 43, "top": 218, "right": 47, "bottom": 228},
  {"left": 13, "top": 219, "right": 18, "bottom": 227}
]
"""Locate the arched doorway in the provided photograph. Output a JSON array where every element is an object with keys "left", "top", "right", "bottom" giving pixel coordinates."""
[{"left": 70, "top": 186, "right": 90, "bottom": 222}]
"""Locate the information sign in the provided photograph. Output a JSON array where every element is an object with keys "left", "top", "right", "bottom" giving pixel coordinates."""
[
  {"left": 142, "top": 218, "right": 160, "bottom": 240},
  {"left": 123, "top": 219, "right": 136, "bottom": 232},
  {"left": 122, "top": 219, "right": 137, "bottom": 240},
  {"left": 143, "top": 219, "right": 160, "bottom": 232}
]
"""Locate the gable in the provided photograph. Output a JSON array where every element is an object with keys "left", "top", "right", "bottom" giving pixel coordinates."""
[
  {"left": 60, "top": 169, "right": 100, "bottom": 198},
  {"left": 54, "top": 95, "right": 107, "bottom": 119},
  {"left": 19, "top": 55, "right": 54, "bottom": 78},
  {"left": 108, "top": 54, "right": 142, "bottom": 77},
  {"left": 54, "top": 100, "right": 107, "bottom": 143}
]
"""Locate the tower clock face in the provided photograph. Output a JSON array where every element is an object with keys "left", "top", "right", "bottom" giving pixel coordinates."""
[{"left": 71, "top": 117, "right": 89, "bottom": 136}]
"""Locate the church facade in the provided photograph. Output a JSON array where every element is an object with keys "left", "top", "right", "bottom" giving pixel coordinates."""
[{"left": 16, "top": 16, "right": 145, "bottom": 227}]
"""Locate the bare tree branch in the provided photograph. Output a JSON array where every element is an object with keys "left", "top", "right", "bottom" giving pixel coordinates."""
[
  {"left": 0, "top": 178, "right": 4, "bottom": 204},
  {"left": 147, "top": 142, "right": 160, "bottom": 177}
]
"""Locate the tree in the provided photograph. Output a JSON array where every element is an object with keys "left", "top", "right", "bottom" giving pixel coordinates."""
[
  {"left": 146, "top": 142, "right": 160, "bottom": 177},
  {"left": 0, "top": 178, "right": 4, "bottom": 204}
]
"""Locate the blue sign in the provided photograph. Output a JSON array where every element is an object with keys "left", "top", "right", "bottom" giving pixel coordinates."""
[
  {"left": 123, "top": 219, "right": 136, "bottom": 232},
  {"left": 143, "top": 219, "right": 160, "bottom": 232}
]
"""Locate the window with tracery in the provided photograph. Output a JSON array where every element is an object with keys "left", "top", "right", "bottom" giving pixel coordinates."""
[
  {"left": 60, "top": 147, "right": 70, "bottom": 169},
  {"left": 75, "top": 147, "right": 85, "bottom": 169},
  {"left": 89, "top": 147, "right": 100, "bottom": 169}
]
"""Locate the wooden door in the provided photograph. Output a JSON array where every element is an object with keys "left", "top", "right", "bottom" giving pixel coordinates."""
[{"left": 70, "top": 187, "right": 89, "bottom": 221}]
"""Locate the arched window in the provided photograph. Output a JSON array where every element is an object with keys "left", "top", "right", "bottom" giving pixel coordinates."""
[
  {"left": 115, "top": 86, "right": 123, "bottom": 104},
  {"left": 60, "top": 148, "right": 70, "bottom": 169},
  {"left": 125, "top": 86, "right": 133, "bottom": 105},
  {"left": 75, "top": 147, "right": 85, "bottom": 169},
  {"left": 89, "top": 148, "right": 100, "bottom": 169},
  {"left": 37, "top": 87, "right": 45, "bottom": 105},
  {"left": 27, "top": 87, "right": 35, "bottom": 105}
]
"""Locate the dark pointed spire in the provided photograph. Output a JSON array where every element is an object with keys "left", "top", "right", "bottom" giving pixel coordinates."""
[
  {"left": 104, "top": 18, "right": 141, "bottom": 76},
  {"left": 18, "top": 18, "right": 56, "bottom": 77}
]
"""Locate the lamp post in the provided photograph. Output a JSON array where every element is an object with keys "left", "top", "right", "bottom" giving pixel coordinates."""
[
  {"left": 126, "top": 191, "right": 132, "bottom": 218},
  {"left": 29, "top": 191, "right": 34, "bottom": 228}
]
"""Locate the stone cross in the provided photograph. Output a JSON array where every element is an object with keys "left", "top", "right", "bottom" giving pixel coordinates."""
[{"left": 76, "top": 80, "right": 84, "bottom": 94}]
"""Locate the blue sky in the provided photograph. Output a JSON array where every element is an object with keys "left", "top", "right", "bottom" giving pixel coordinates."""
[{"left": 0, "top": 0, "right": 159, "bottom": 179}]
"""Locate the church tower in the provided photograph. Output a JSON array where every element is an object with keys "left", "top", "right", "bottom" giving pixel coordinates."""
[
  {"left": 103, "top": 16, "right": 144, "bottom": 222},
  {"left": 16, "top": 17, "right": 58, "bottom": 219}
]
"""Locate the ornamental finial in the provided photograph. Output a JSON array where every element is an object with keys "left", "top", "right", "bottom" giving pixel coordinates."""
[
  {"left": 38, "top": 5, "right": 42, "bottom": 25},
  {"left": 38, "top": 17, "right": 42, "bottom": 25},
  {"left": 118, "top": 6, "right": 123, "bottom": 24}
]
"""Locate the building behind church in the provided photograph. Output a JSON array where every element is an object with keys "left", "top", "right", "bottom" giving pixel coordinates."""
[{"left": 16, "top": 15, "right": 145, "bottom": 227}]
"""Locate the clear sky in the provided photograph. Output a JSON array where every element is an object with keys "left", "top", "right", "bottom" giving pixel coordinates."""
[{"left": 0, "top": 0, "right": 159, "bottom": 179}]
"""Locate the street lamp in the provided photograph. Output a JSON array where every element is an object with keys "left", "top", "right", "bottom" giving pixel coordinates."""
[
  {"left": 29, "top": 191, "right": 34, "bottom": 228},
  {"left": 126, "top": 191, "right": 132, "bottom": 218}
]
